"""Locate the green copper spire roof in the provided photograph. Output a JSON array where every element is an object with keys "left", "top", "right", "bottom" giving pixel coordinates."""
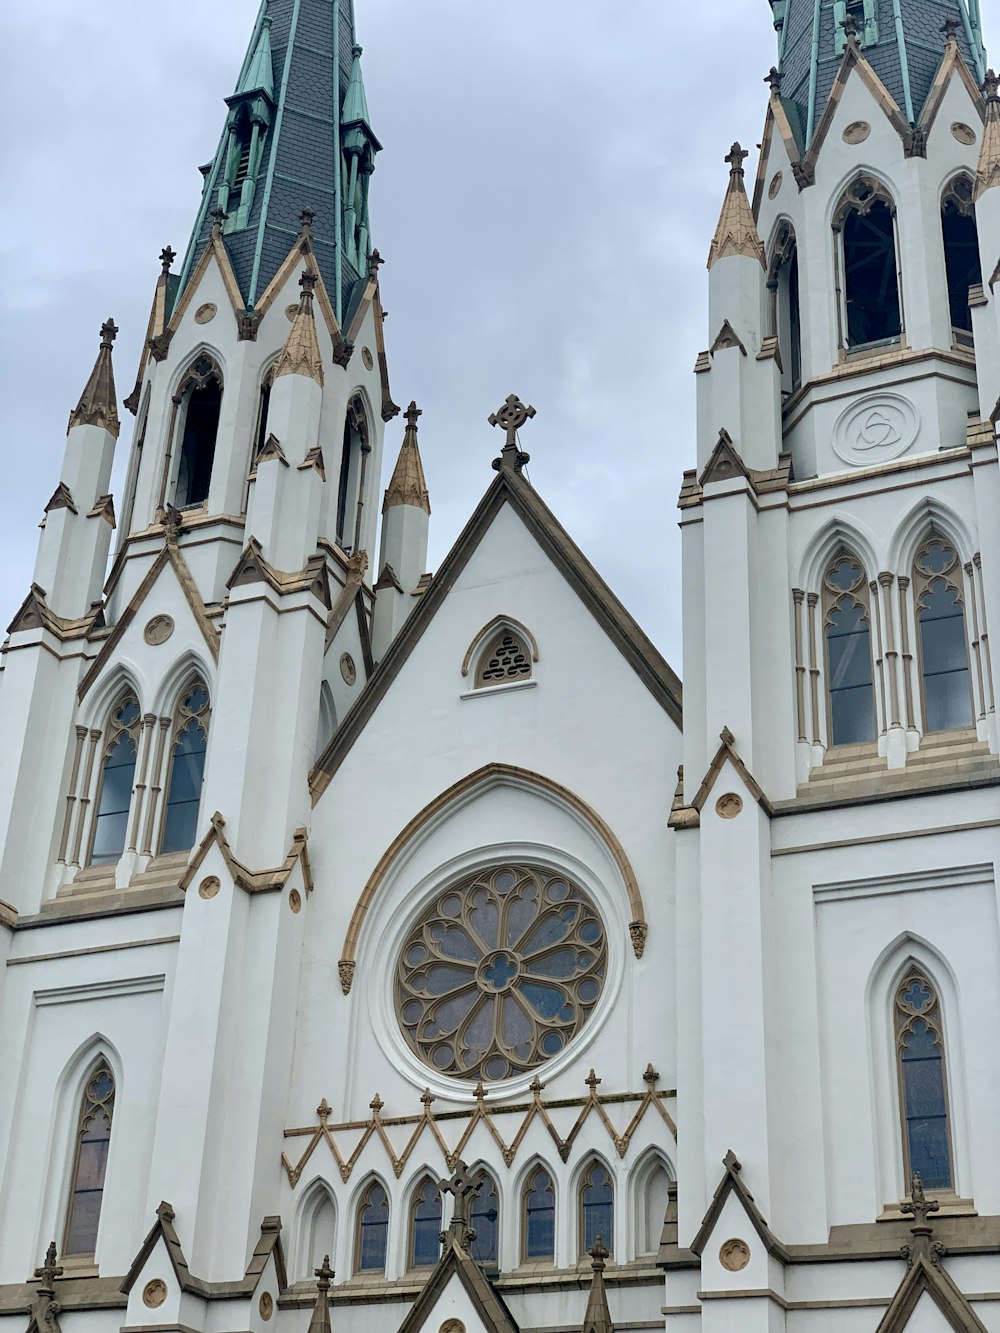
[
  {"left": 176, "top": 0, "right": 380, "bottom": 324},
  {"left": 769, "top": 0, "right": 988, "bottom": 145}
]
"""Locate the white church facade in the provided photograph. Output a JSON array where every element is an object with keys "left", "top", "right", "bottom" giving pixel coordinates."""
[{"left": 0, "top": 1, "right": 998, "bottom": 1330}]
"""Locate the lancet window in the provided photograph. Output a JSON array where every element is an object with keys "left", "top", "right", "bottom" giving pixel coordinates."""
[
  {"left": 160, "top": 680, "right": 211, "bottom": 854},
  {"left": 635, "top": 1156, "right": 671, "bottom": 1256},
  {"left": 895, "top": 966, "right": 953, "bottom": 1191},
  {"left": 522, "top": 1166, "right": 555, "bottom": 1262},
  {"left": 90, "top": 693, "right": 142, "bottom": 865},
  {"left": 769, "top": 222, "right": 801, "bottom": 394},
  {"left": 579, "top": 1161, "right": 614, "bottom": 1256},
  {"left": 355, "top": 1181, "right": 389, "bottom": 1272},
  {"left": 475, "top": 629, "right": 533, "bottom": 687},
  {"left": 470, "top": 1170, "right": 500, "bottom": 1269},
  {"left": 174, "top": 356, "right": 223, "bottom": 509},
  {"left": 822, "top": 553, "right": 876, "bottom": 745},
  {"left": 336, "top": 395, "right": 369, "bottom": 552},
  {"left": 941, "top": 175, "right": 982, "bottom": 343},
  {"left": 64, "top": 1063, "right": 115, "bottom": 1256},
  {"left": 913, "top": 538, "right": 973, "bottom": 733},
  {"left": 835, "top": 177, "right": 902, "bottom": 350},
  {"left": 408, "top": 1178, "right": 442, "bottom": 1268}
]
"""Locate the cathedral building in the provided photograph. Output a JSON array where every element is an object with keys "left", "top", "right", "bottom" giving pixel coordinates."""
[{"left": 1, "top": 0, "right": 998, "bottom": 1329}]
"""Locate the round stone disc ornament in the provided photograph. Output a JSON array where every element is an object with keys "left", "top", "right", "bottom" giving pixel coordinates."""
[{"left": 396, "top": 864, "right": 607, "bottom": 1083}]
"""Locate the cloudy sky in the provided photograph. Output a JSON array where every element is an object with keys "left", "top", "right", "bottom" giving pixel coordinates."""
[{"left": 2, "top": 2, "right": 996, "bottom": 672}]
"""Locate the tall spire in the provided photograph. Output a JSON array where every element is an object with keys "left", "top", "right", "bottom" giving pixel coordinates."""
[
  {"left": 581, "top": 1237, "right": 614, "bottom": 1333},
  {"left": 770, "top": 0, "right": 987, "bottom": 147},
  {"left": 176, "top": 0, "right": 381, "bottom": 322},
  {"left": 382, "top": 401, "right": 430, "bottom": 514},
  {"left": 68, "top": 319, "right": 120, "bottom": 437},
  {"left": 976, "top": 69, "right": 1000, "bottom": 198},
  {"left": 707, "top": 145, "right": 765, "bottom": 270}
]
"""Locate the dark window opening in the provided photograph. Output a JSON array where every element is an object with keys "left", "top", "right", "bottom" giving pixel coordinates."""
[
  {"left": 772, "top": 227, "right": 802, "bottom": 394},
  {"left": 942, "top": 182, "right": 981, "bottom": 335},
  {"left": 842, "top": 191, "right": 901, "bottom": 348},
  {"left": 176, "top": 376, "right": 222, "bottom": 508},
  {"left": 336, "top": 396, "right": 368, "bottom": 551}
]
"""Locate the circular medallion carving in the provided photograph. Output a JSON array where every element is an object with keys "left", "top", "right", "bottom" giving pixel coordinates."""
[
  {"left": 199, "top": 876, "right": 220, "bottom": 901},
  {"left": 340, "top": 652, "right": 357, "bottom": 685},
  {"left": 720, "top": 1238, "right": 751, "bottom": 1272},
  {"left": 768, "top": 171, "right": 783, "bottom": 200},
  {"left": 715, "top": 793, "right": 744, "bottom": 820},
  {"left": 259, "top": 1292, "right": 274, "bottom": 1320},
  {"left": 144, "top": 614, "right": 175, "bottom": 646},
  {"left": 843, "top": 120, "right": 871, "bottom": 144},
  {"left": 289, "top": 888, "right": 302, "bottom": 915},
  {"left": 396, "top": 864, "right": 607, "bottom": 1083},
  {"left": 286, "top": 303, "right": 300, "bottom": 322},
  {"left": 832, "top": 392, "right": 919, "bottom": 466},
  {"left": 194, "top": 302, "right": 217, "bottom": 325},
  {"left": 362, "top": 346, "right": 374, "bottom": 370},
  {"left": 142, "top": 1279, "right": 167, "bottom": 1309},
  {"left": 951, "top": 121, "right": 977, "bottom": 145},
  {"left": 440, "top": 1322, "right": 466, "bottom": 1333}
]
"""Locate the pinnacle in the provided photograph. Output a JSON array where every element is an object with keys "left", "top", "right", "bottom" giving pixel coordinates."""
[
  {"left": 272, "top": 269, "right": 324, "bottom": 386},
  {"left": 382, "top": 401, "right": 430, "bottom": 515},
  {"left": 68, "top": 319, "right": 120, "bottom": 438},
  {"left": 707, "top": 144, "right": 765, "bottom": 271},
  {"left": 976, "top": 70, "right": 1000, "bottom": 198}
]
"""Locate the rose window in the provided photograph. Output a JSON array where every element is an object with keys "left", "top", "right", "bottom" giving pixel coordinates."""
[{"left": 395, "top": 864, "right": 607, "bottom": 1082}]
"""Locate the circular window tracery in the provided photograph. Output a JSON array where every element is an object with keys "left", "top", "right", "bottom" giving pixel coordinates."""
[{"left": 395, "top": 864, "right": 607, "bottom": 1082}]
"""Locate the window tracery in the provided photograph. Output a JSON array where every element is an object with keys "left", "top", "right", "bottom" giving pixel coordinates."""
[
  {"left": 834, "top": 177, "right": 902, "bottom": 349},
  {"left": 160, "top": 680, "right": 210, "bottom": 854},
  {"left": 395, "top": 865, "right": 607, "bottom": 1083},
  {"left": 355, "top": 1180, "right": 389, "bottom": 1272},
  {"left": 64, "top": 1063, "right": 115, "bottom": 1256},
  {"left": 912, "top": 537, "right": 973, "bottom": 733},
  {"left": 475, "top": 631, "right": 532, "bottom": 687},
  {"left": 895, "top": 967, "right": 953, "bottom": 1192},
  {"left": 522, "top": 1166, "right": 555, "bottom": 1262},
  {"left": 822, "top": 552, "right": 876, "bottom": 745},
  {"left": 90, "top": 692, "right": 142, "bottom": 865},
  {"left": 579, "top": 1161, "right": 614, "bottom": 1256},
  {"left": 408, "top": 1177, "right": 442, "bottom": 1269},
  {"left": 174, "top": 356, "right": 223, "bottom": 509}
]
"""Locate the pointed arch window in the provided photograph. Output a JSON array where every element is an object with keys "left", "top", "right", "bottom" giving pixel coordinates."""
[
  {"left": 941, "top": 175, "right": 982, "bottom": 344},
  {"left": 408, "top": 1177, "right": 442, "bottom": 1269},
  {"left": 823, "top": 553, "right": 876, "bottom": 745},
  {"left": 64, "top": 1063, "right": 115, "bottom": 1256},
  {"left": 336, "top": 395, "right": 370, "bottom": 552},
  {"left": 634, "top": 1155, "right": 671, "bottom": 1256},
  {"left": 579, "top": 1161, "right": 614, "bottom": 1256},
  {"left": 895, "top": 966, "right": 953, "bottom": 1191},
  {"left": 174, "top": 357, "right": 223, "bottom": 509},
  {"left": 913, "top": 538, "right": 973, "bottom": 733},
  {"left": 299, "top": 1185, "right": 337, "bottom": 1281},
  {"left": 160, "top": 681, "right": 210, "bottom": 854},
  {"left": 769, "top": 222, "right": 801, "bottom": 394},
  {"left": 835, "top": 177, "right": 902, "bottom": 350},
  {"left": 470, "top": 1170, "right": 500, "bottom": 1269},
  {"left": 355, "top": 1181, "right": 389, "bottom": 1273},
  {"left": 522, "top": 1166, "right": 555, "bottom": 1262},
  {"left": 90, "top": 693, "right": 141, "bottom": 865},
  {"left": 476, "top": 630, "right": 532, "bottom": 687}
]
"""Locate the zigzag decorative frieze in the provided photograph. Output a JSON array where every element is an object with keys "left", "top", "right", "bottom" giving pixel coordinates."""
[{"left": 282, "top": 1065, "right": 676, "bottom": 1186}]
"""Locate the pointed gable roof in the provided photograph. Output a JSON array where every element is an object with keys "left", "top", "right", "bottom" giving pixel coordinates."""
[
  {"left": 707, "top": 144, "right": 765, "bottom": 270},
  {"left": 310, "top": 462, "right": 682, "bottom": 797},
  {"left": 397, "top": 1238, "right": 519, "bottom": 1333},
  {"left": 690, "top": 1151, "right": 788, "bottom": 1262},
  {"left": 68, "top": 319, "right": 119, "bottom": 437}
]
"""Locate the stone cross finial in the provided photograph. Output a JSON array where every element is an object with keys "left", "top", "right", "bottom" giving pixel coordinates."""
[
  {"left": 100, "top": 319, "right": 119, "bottom": 348},
  {"left": 210, "top": 205, "right": 227, "bottom": 232},
  {"left": 489, "top": 394, "right": 535, "bottom": 473},
  {"left": 643, "top": 1062, "right": 659, "bottom": 1087},
  {"left": 369, "top": 248, "right": 384, "bottom": 279},
  {"left": 940, "top": 16, "right": 961, "bottom": 41},
  {"left": 902, "top": 1173, "right": 941, "bottom": 1228},
  {"left": 439, "top": 1160, "right": 481, "bottom": 1248},
  {"left": 34, "top": 1242, "right": 63, "bottom": 1292},
  {"left": 404, "top": 400, "right": 422, "bottom": 432},
  {"left": 725, "top": 142, "right": 749, "bottom": 175},
  {"left": 589, "top": 1235, "right": 609, "bottom": 1269},
  {"left": 765, "top": 66, "right": 783, "bottom": 94},
  {"left": 585, "top": 1068, "right": 602, "bottom": 1092},
  {"left": 984, "top": 69, "right": 1000, "bottom": 101},
  {"left": 841, "top": 13, "right": 859, "bottom": 40},
  {"left": 299, "top": 205, "right": 316, "bottom": 232},
  {"left": 299, "top": 269, "right": 318, "bottom": 297},
  {"left": 159, "top": 246, "right": 176, "bottom": 274},
  {"left": 314, "top": 1254, "right": 335, "bottom": 1291},
  {"left": 902, "top": 1174, "right": 945, "bottom": 1267}
]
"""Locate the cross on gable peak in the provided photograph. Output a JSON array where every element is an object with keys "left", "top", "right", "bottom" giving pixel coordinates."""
[
  {"left": 405, "top": 400, "right": 422, "bottom": 432},
  {"left": 589, "top": 1235, "right": 609, "bottom": 1267},
  {"left": 489, "top": 394, "right": 535, "bottom": 473},
  {"left": 726, "top": 142, "right": 749, "bottom": 172},
  {"left": 314, "top": 1254, "right": 335, "bottom": 1290},
  {"left": 34, "top": 1242, "right": 63, "bottom": 1289}
]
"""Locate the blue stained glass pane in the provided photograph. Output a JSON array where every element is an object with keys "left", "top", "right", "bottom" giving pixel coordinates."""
[
  {"left": 827, "top": 600, "right": 875, "bottom": 745},
  {"left": 411, "top": 1182, "right": 442, "bottom": 1268},
  {"left": 907, "top": 1116, "right": 952, "bottom": 1191},
  {"left": 525, "top": 1171, "right": 555, "bottom": 1261},
  {"left": 161, "top": 723, "right": 207, "bottom": 854},
  {"left": 901, "top": 1020, "right": 951, "bottom": 1190},
  {"left": 582, "top": 1167, "right": 614, "bottom": 1254},
  {"left": 91, "top": 734, "right": 138, "bottom": 864},
  {"left": 471, "top": 1176, "right": 499, "bottom": 1267},
  {"left": 919, "top": 584, "right": 972, "bottom": 732},
  {"left": 358, "top": 1186, "right": 389, "bottom": 1271}
]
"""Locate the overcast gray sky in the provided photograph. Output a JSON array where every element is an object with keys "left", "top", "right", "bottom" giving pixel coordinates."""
[{"left": 2, "top": 2, "right": 996, "bottom": 673}]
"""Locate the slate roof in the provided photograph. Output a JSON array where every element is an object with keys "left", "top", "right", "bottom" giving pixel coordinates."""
[
  {"left": 176, "top": 0, "right": 369, "bottom": 321},
  {"left": 775, "top": 0, "right": 986, "bottom": 146}
]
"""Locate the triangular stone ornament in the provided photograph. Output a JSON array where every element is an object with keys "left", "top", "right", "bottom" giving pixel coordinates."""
[
  {"left": 7, "top": 584, "right": 49, "bottom": 635},
  {"left": 690, "top": 1150, "right": 787, "bottom": 1260},
  {"left": 256, "top": 433, "right": 289, "bottom": 467},
  {"left": 698, "top": 430, "right": 750, "bottom": 487},
  {"left": 710, "top": 320, "right": 748, "bottom": 356},
  {"left": 44, "top": 483, "right": 78, "bottom": 515}
]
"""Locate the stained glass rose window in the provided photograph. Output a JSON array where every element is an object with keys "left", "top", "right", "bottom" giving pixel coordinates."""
[{"left": 395, "top": 864, "right": 607, "bottom": 1082}]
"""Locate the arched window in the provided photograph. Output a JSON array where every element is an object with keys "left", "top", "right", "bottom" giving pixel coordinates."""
[
  {"left": 408, "top": 1177, "right": 442, "bottom": 1269},
  {"left": 160, "top": 680, "right": 210, "bottom": 854},
  {"left": 913, "top": 538, "right": 973, "bottom": 733},
  {"left": 835, "top": 177, "right": 902, "bottom": 349},
  {"left": 90, "top": 692, "right": 142, "bottom": 865},
  {"left": 769, "top": 223, "right": 801, "bottom": 394},
  {"left": 895, "top": 966, "right": 953, "bottom": 1191},
  {"left": 64, "top": 1062, "right": 115, "bottom": 1256},
  {"left": 475, "top": 630, "right": 532, "bottom": 688},
  {"left": 579, "top": 1161, "right": 614, "bottom": 1256},
  {"left": 336, "top": 395, "right": 369, "bottom": 552},
  {"left": 299, "top": 1184, "right": 337, "bottom": 1281},
  {"left": 941, "top": 175, "right": 982, "bottom": 343},
  {"left": 174, "top": 357, "right": 223, "bottom": 509},
  {"left": 355, "top": 1181, "right": 389, "bottom": 1273},
  {"left": 470, "top": 1170, "right": 499, "bottom": 1269},
  {"left": 634, "top": 1156, "right": 671, "bottom": 1256},
  {"left": 822, "top": 552, "right": 876, "bottom": 745},
  {"left": 522, "top": 1166, "right": 555, "bottom": 1262}
]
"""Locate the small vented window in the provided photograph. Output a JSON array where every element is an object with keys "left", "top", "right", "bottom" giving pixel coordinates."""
[{"left": 476, "top": 630, "right": 532, "bottom": 687}]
